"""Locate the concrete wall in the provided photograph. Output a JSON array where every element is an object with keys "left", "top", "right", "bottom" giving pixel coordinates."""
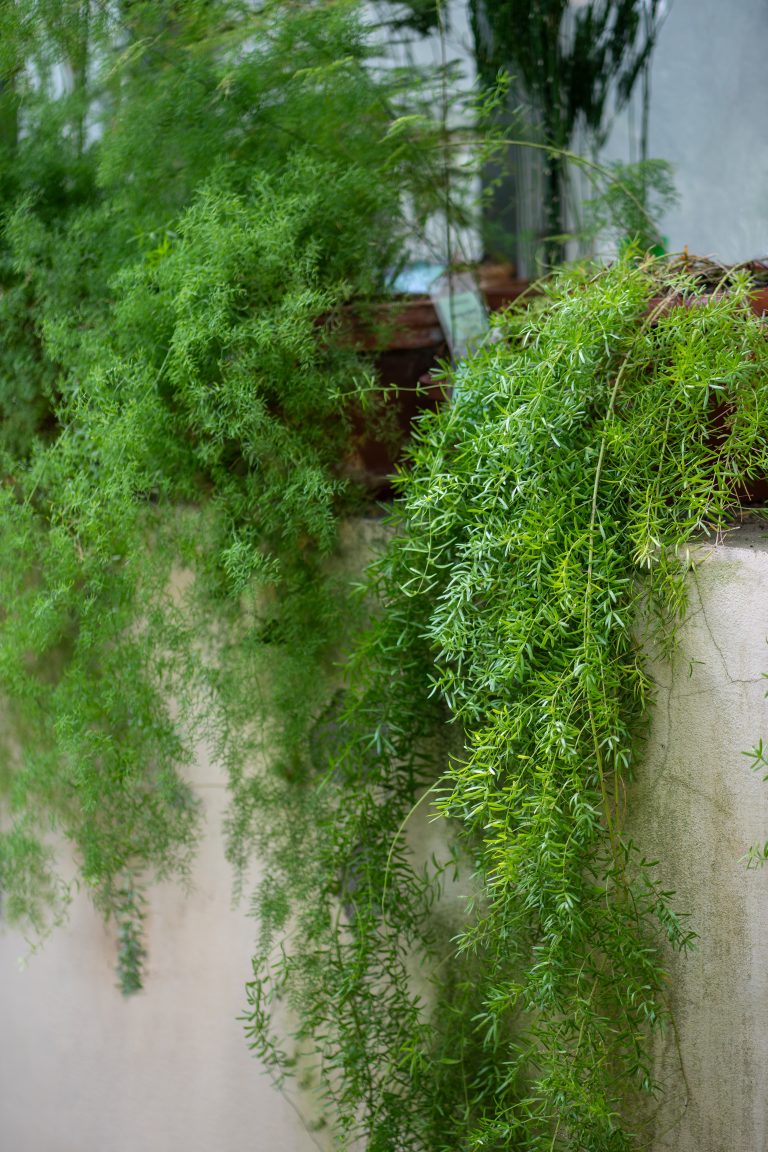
[
  {"left": 3, "top": 522, "right": 768, "bottom": 1151},
  {"left": 0, "top": 741, "right": 320, "bottom": 1152},
  {"left": 631, "top": 523, "right": 768, "bottom": 1151}
]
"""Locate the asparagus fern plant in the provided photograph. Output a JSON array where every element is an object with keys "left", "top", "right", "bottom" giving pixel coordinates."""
[
  {"left": 242, "top": 257, "right": 768, "bottom": 1149},
  {"left": 2, "top": 4, "right": 768, "bottom": 1151}
]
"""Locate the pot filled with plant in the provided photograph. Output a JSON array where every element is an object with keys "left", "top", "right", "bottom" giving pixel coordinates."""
[{"left": 243, "top": 253, "right": 768, "bottom": 1151}]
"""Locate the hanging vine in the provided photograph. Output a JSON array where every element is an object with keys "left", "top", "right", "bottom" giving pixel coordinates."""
[
  {"left": 0, "top": 0, "right": 471, "bottom": 989},
  {"left": 243, "top": 256, "right": 768, "bottom": 1150}
]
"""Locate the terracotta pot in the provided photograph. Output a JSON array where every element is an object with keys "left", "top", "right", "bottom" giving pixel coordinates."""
[
  {"left": 648, "top": 287, "right": 768, "bottom": 321},
  {"left": 344, "top": 295, "right": 445, "bottom": 352},
  {"left": 749, "top": 286, "right": 768, "bottom": 317},
  {"left": 341, "top": 296, "right": 449, "bottom": 496},
  {"left": 476, "top": 262, "right": 531, "bottom": 313},
  {"left": 341, "top": 273, "right": 531, "bottom": 495}
]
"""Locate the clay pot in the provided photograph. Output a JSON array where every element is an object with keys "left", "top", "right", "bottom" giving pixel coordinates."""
[
  {"left": 341, "top": 271, "right": 531, "bottom": 495},
  {"left": 341, "top": 296, "right": 449, "bottom": 496},
  {"left": 476, "top": 262, "right": 531, "bottom": 313}
]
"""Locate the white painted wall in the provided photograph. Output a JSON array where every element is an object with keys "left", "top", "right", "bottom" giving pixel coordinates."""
[
  {"left": 630, "top": 523, "right": 768, "bottom": 1150},
  {"left": 365, "top": 0, "right": 483, "bottom": 265},
  {"left": 370, "top": 0, "right": 768, "bottom": 265},
  {"left": 3, "top": 522, "right": 768, "bottom": 1151},
  {"left": 603, "top": 0, "right": 768, "bottom": 261},
  {"left": 0, "top": 748, "right": 320, "bottom": 1152}
]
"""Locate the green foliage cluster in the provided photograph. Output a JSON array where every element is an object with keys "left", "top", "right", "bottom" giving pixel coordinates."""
[
  {"left": 471, "top": 0, "right": 660, "bottom": 136},
  {"left": 244, "top": 257, "right": 768, "bottom": 1149},
  {"left": 2, "top": 4, "right": 768, "bottom": 1150},
  {"left": 0, "top": 0, "right": 463, "bottom": 986},
  {"left": 583, "top": 159, "right": 678, "bottom": 253}
]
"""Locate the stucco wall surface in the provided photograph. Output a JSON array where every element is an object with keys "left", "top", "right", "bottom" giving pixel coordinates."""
[
  {"left": 2, "top": 521, "right": 768, "bottom": 1151},
  {"left": 0, "top": 523, "right": 392, "bottom": 1152},
  {"left": 631, "top": 523, "right": 768, "bottom": 1152},
  {"left": 603, "top": 0, "right": 768, "bottom": 262},
  {"left": 0, "top": 741, "right": 320, "bottom": 1152}
]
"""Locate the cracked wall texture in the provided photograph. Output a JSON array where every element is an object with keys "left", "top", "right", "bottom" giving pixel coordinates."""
[{"left": 631, "top": 523, "right": 768, "bottom": 1152}]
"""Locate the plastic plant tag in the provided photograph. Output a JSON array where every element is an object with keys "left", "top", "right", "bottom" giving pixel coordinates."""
[{"left": 429, "top": 271, "right": 489, "bottom": 362}]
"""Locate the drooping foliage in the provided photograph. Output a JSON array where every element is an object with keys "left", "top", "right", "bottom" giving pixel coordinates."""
[
  {"left": 243, "top": 258, "right": 768, "bottom": 1149},
  {"left": 0, "top": 0, "right": 468, "bottom": 980},
  {"left": 2, "top": 4, "right": 768, "bottom": 1150}
]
